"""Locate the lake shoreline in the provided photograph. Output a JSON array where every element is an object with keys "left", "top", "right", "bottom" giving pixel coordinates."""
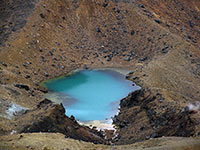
[{"left": 42, "top": 69, "right": 140, "bottom": 129}]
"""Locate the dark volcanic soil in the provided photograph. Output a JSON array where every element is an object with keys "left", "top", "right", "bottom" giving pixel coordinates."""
[
  {"left": 0, "top": 0, "right": 40, "bottom": 45},
  {"left": 0, "top": 0, "right": 200, "bottom": 147}
]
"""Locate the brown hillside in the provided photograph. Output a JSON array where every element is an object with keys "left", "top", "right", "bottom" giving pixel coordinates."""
[{"left": 0, "top": 0, "right": 200, "bottom": 148}]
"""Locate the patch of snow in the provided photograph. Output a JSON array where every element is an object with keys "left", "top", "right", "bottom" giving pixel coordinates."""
[
  {"left": 187, "top": 101, "right": 200, "bottom": 111},
  {"left": 6, "top": 103, "right": 28, "bottom": 118},
  {"left": 10, "top": 130, "right": 17, "bottom": 135},
  {"left": 184, "top": 101, "right": 200, "bottom": 112}
]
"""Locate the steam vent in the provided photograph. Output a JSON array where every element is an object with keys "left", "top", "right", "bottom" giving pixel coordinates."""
[{"left": 0, "top": 0, "right": 200, "bottom": 149}]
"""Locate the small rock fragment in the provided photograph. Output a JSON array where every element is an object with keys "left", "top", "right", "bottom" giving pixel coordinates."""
[
  {"left": 155, "top": 19, "right": 161, "bottom": 24},
  {"left": 40, "top": 13, "right": 45, "bottom": 18},
  {"left": 130, "top": 30, "right": 135, "bottom": 35},
  {"left": 84, "top": 64, "right": 88, "bottom": 70}
]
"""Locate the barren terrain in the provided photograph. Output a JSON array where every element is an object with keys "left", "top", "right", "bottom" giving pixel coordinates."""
[{"left": 0, "top": 0, "right": 200, "bottom": 149}]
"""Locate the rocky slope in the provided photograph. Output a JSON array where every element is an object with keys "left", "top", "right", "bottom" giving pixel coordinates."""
[
  {"left": 113, "top": 89, "right": 200, "bottom": 144},
  {"left": 0, "top": 0, "right": 200, "bottom": 149}
]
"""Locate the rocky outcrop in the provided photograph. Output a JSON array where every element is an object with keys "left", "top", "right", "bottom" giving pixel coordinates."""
[
  {"left": 113, "top": 89, "right": 200, "bottom": 144},
  {"left": 13, "top": 99, "right": 106, "bottom": 144},
  {"left": 0, "top": 0, "right": 39, "bottom": 45}
]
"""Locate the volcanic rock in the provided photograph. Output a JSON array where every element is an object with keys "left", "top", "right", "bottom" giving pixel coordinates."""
[{"left": 14, "top": 99, "right": 106, "bottom": 144}]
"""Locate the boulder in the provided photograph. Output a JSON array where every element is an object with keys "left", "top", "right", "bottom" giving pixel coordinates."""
[
  {"left": 14, "top": 83, "right": 30, "bottom": 91},
  {"left": 155, "top": 19, "right": 161, "bottom": 24}
]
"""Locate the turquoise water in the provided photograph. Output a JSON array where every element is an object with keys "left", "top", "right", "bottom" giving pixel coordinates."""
[{"left": 43, "top": 70, "right": 140, "bottom": 122}]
